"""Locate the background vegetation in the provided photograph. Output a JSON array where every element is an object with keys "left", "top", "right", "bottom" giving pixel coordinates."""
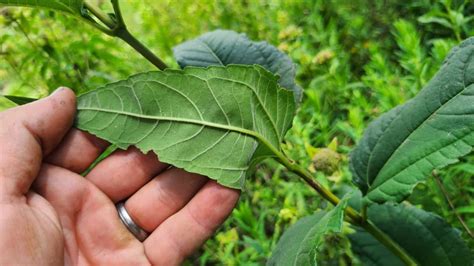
[{"left": 0, "top": 0, "right": 472, "bottom": 264}]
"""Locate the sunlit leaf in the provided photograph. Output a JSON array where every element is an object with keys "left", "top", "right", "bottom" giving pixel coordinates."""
[{"left": 75, "top": 65, "right": 295, "bottom": 189}]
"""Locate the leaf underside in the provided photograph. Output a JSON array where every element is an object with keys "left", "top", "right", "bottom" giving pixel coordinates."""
[
  {"left": 75, "top": 65, "right": 295, "bottom": 189},
  {"left": 173, "top": 29, "right": 303, "bottom": 103},
  {"left": 349, "top": 203, "right": 472, "bottom": 266},
  {"left": 267, "top": 199, "right": 348, "bottom": 266},
  {"left": 0, "top": 0, "right": 84, "bottom": 15},
  {"left": 350, "top": 37, "right": 474, "bottom": 203}
]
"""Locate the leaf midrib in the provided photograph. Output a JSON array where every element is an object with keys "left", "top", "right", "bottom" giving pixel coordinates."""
[
  {"left": 198, "top": 39, "right": 224, "bottom": 65},
  {"left": 403, "top": 208, "right": 451, "bottom": 265},
  {"left": 210, "top": 76, "right": 282, "bottom": 142},
  {"left": 178, "top": 70, "right": 283, "bottom": 143},
  {"left": 55, "top": 0, "right": 77, "bottom": 12},
  {"left": 367, "top": 128, "right": 473, "bottom": 201},
  {"left": 77, "top": 106, "right": 282, "bottom": 157}
]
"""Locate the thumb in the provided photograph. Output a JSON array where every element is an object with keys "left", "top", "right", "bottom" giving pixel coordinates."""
[{"left": 0, "top": 88, "right": 76, "bottom": 199}]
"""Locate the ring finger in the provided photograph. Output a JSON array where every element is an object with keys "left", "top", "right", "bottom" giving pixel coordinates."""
[{"left": 122, "top": 168, "right": 207, "bottom": 232}]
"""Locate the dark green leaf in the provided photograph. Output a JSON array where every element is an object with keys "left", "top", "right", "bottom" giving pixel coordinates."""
[
  {"left": 0, "top": 0, "right": 84, "bottom": 15},
  {"left": 350, "top": 105, "right": 405, "bottom": 194},
  {"left": 173, "top": 30, "right": 302, "bottom": 103},
  {"left": 75, "top": 65, "right": 295, "bottom": 189},
  {"left": 350, "top": 203, "right": 472, "bottom": 266},
  {"left": 349, "top": 37, "right": 474, "bottom": 203},
  {"left": 3, "top": 95, "right": 37, "bottom": 105},
  {"left": 267, "top": 199, "right": 348, "bottom": 266}
]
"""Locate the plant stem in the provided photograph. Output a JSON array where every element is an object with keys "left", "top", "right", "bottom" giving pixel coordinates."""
[
  {"left": 114, "top": 28, "right": 168, "bottom": 70},
  {"left": 84, "top": 2, "right": 116, "bottom": 29},
  {"left": 83, "top": 1, "right": 168, "bottom": 70},
  {"left": 276, "top": 154, "right": 361, "bottom": 221},
  {"left": 279, "top": 158, "right": 352, "bottom": 213},
  {"left": 361, "top": 203, "right": 368, "bottom": 221},
  {"left": 432, "top": 172, "right": 474, "bottom": 239},
  {"left": 111, "top": 0, "right": 125, "bottom": 25},
  {"left": 275, "top": 154, "right": 418, "bottom": 265}
]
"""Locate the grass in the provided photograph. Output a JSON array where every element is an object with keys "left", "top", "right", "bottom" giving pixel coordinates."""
[{"left": 1, "top": 0, "right": 473, "bottom": 264}]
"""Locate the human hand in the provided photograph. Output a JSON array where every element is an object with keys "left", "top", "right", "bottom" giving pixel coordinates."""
[{"left": 0, "top": 88, "right": 240, "bottom": 265}]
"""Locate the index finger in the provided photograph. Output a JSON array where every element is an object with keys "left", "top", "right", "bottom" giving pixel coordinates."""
[
  {"left": 45, "top": 129, "right": 109, "bottom": 173},
  {"left": 0, "top": 88, "right": 76, "bottom": 198}
]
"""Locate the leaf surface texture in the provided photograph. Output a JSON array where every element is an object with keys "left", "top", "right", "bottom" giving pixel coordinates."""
[
  {"left": 173, "top": 30, "right": 302, "bottom": 102},
  {"left": 75, "top": 65, "right": 295, "bottom": 189},
  {"left": 349, "top": 203, "right": 472, "bottom": 266},
  {"left": 350, "top": 37, "right": 474, "bottom": 203},
  {"left": 267, "top": 199, "right": 348, "bottom": 266}
]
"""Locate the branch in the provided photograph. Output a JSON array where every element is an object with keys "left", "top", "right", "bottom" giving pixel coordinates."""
[
  {"left": 274, "top": 153, "right": 418, "bottom": 265},
  {"left": 84, "top": 2, "right": 115, "bottom": 29},
  {"left": 114, "top": 28, "right": 168, "bottom": 70},
  {"left": 111, "top": 0, "right": 125, "bottom": 25},
  {"left": 432, "top": 172, "right": 474, "bottom": 239},
  {"left": 82, "top": 1, "right": 168, "bottom": 70}
]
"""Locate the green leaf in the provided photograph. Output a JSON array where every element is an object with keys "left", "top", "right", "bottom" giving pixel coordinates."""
[
  {"left": 173, "top": 30, "right": 303, "bottom": 103},
  {"left": 267, "top": 199, "right": 348, "bottom": 266},
  {"left": 349, "top": 37, "right": 474, "bottom": 203},
  {"left": 456, "top": 205, "right": 474, "bottom": 214},
  {"left": 3, "top": 95, "right": 37, "bottom": 105},
  {"left": 349, "top": 203, "right": 472, "bottom": 266},
  {"left": 418, "top": 14, "right": 453, "bottom": 29},
  {"left": 0, "top": 0, "right": 84, "bottom": 15},
  {"left": 0, "top": 97, "right": 16, "bottom": 111},
  {"left": 350, "top": 105, "right": 405, "bottom": 194},
  {"left": 75, "top": 65, "right": 295, "bottom": 189}
]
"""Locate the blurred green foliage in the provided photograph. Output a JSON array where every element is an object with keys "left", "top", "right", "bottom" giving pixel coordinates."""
[{"left": 0, "top": 0, "right": 473, "bottom": 264}]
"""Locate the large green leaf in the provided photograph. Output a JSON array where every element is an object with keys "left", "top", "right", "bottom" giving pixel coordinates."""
[
  {"left": 173, "top": 30, "right": 303, "bottom": 103},
  {"left": 267, "top": 199, "right": 348, "bottom": 266},
  {"left": 75, "top": 65, "right": 295, "bottom": 189},
  {"left": 0, "top": 0, "right": 84, "bottom": 15},
  {"left": 349, "top": 37, "right": 474, "bottom": 203},
  {"left": 349, "top": 203, "right": 472, "bottom": 266},
  {"left": 350, "top": 105, "right": 405, "bottom": 195}
]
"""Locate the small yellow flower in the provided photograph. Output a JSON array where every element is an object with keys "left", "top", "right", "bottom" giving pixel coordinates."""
[
  {"left": 278, "top": 25, "right": 302, "bottom": 41},
  {"left": 279, "top": 207, "right": 298, "bottom": 222},
  {"left": 216, "top": 228, "right": 239, "bottom": 245},
  {"left": 312, "top": 49, "right": 335, "bottom": 65},
  {"left": 278, "top": 42, "right": 289, "bottom": 52}
]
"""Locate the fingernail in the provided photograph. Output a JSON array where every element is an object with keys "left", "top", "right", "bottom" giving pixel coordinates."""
[{"left": 51, "top": 87, "right": 68, "bottom": 96}]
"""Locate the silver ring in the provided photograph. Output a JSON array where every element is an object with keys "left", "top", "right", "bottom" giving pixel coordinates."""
[{"left": 116, "top": 202, "right": 149, "bottom": 242}]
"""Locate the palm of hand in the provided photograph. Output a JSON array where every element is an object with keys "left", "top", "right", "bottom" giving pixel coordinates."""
[{"left": 0, "top": 89, "right": 239, "bottom": 266}]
